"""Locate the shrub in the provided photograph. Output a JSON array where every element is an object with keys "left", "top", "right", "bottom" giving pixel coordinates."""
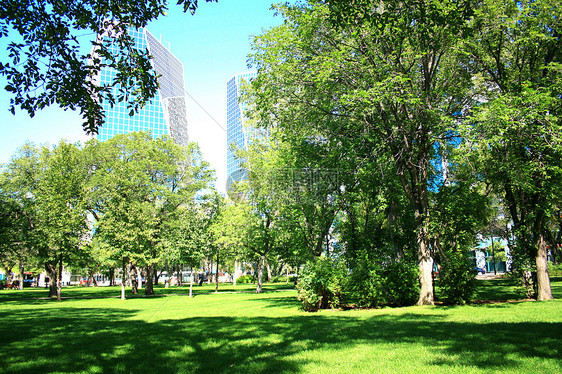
[
  {"left": 348, "top": 260, "right": 383, "bottom": 308},
  {"left": 381, "top": 260, "right": 420, "bottom": 307},
  {"left": 548, "top": 262, "right": 562, "bottom": 277},
  {"left": 296, "top": 257, "right": 348, "bottom": 311},
  {"left": 438, "top": 252, "right": 477, "bottom": 305},
  {"left": 236, "top": 274, "right": 255, "bottom": 284},
  {"left": 270, "top": 275, "right": 298, "bottom": 284}
]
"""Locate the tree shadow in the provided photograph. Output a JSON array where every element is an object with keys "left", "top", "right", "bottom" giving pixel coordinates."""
[{"left": 0, "top": 300, "right": 560, "bottom": 373}]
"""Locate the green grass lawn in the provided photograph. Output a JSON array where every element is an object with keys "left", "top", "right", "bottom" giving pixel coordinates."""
[{"left": 0, "top": 278, "right": 561, "bottom": 373}]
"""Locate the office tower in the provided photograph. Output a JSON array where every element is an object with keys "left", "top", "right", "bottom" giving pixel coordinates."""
[
  {"left": 92, "top": 27, "right": 189, "bottom": 147},
  {"left": 226, "top": 72, "right": 257, "bottom": 191}
]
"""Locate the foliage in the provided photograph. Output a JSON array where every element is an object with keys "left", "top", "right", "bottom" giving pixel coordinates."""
[
  {"left": 438, "top": 252, "right": 477, "bottom": 305},
  {"left": 347, "top": 258, "right": 383, "bottom": 308},
  {"left": 85, "top": 132, "right": 214, "bottom": 295},
  {"left": 235, "top": 274, "right": 255, "bottom": 284},
  {"left": 380, "top": 260, "right": 420, "bottom": 307},
  {"left": 247, "top": 0, "right": 478, "bottom": 305},
  {"left": 0, "top": 0, "right": 217, "bottom": 133},
  {"left": 296, "top": 257, "right": 348, "bottom": 311},
  {"left": 548, "top": 262, "right": 562, "bottom": 277},
  {"left": 460, "top": 0, "right": 561, "bottom": 300}
]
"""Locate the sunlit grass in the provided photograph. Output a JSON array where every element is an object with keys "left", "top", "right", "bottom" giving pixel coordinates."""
[{"left": 0, "top": 278, "right": 560, "bottom": 373}]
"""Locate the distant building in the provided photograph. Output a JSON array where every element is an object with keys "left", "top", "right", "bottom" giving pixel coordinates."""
[
  {"left": 226, "top": 72, "right": 257, "bottom": 191},
  {"left": 92, "top": 26, "right": 189, "bottom": 146}
]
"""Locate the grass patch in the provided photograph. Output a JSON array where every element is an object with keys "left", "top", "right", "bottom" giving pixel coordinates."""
[{"left": 0, "top": 279, "right": 560, "bottom": 373}]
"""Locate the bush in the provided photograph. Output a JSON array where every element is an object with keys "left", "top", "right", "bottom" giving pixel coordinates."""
[
  {"left": 438, "top": 252, "right": 477, "bottom": 305},
  {"left": 270, "top": 275, "right": 298, "bottom": 284},
  {"left": 296, "top": 257, "right": 348, "bottom": 311},
  {"left": 548, "top": 262, "right": 562, "bottom": 277},
  {"left": 381, "top": 260, "right": 420, "bottom": 307},
  {"left": 348, "top": 260, "right": 383, "bottom": 308},
  {"left": 236, "top": 275, "right": 255, "bottom": 284}
]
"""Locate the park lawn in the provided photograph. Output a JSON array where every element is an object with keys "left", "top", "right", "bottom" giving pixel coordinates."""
[{"left": 0, "top": 279, "right": 560, "bottom": 373}]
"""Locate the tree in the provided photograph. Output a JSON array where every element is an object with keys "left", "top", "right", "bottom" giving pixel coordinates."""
[
  {"left": 462, "top": 0, "right": 561, "bottom": 300},
  {"left": 35, "top": 141, "right": 90, "bottom": 300},
  {"left": 86, "top": 132, "right": 213, "bottom": 298},
  {"left": 248, "top": 1, "right": 475, "bottom": 304},
  {"left": 0, "top": 152, "right": 40, "bottom": 290},
  {"left": 0, "top": 0, "right": 217, "bottom": 134}
]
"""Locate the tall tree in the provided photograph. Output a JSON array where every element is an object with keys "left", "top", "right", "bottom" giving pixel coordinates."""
[
  {"left": 86, "top": 132, "right": 213, "bottom": 297},
  {"left": 248, "top": 1, "right": 475, "bottom": 304},
  {"left": 463, "top": 0, "right": 561, "bottom": 300}
]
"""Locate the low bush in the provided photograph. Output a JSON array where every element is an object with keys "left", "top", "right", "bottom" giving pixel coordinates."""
[
  {"left": 548, "top": 262, "right": 562, "bottom": 277},
  {"left": 348, "top": 260, "right": 383, "bottom": 308},
  {"left": 381, "top": 260, "right": 420, "bottom": 307},
  {"left": 296, "top": 257, "right": 348, "bottom": 311},
  {"left": 438, "top": 251, "right": 477, "bottom": 305},
  {"left": 236, "top": 275, "right": 255, "bottom": 284}
]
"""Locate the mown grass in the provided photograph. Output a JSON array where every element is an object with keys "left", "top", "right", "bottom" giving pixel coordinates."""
[{"left": 0, "top": 278, "right": 560, "bottom": 373}]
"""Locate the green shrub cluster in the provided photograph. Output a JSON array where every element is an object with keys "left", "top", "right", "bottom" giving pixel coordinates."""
[
  {"left": 438, "top": 252, "right": 477, "bottom": 305},
  {"left": 270, "top": 275, "right": 298, "bottom": 283},
  {"left": 548, "top": 262, "right": 562, "bottom": 277},
  {"left": 236, "top": 275, "right": 255, "bottom": 284},
  {"left": 296, "top": 257, "right": 420, "bottom": 311}
]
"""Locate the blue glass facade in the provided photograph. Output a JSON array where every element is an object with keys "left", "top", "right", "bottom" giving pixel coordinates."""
[
  {"left": 226, "top": 72, "right": 256, "bottom": 191},
  {"left": 93, "top": 27, "right": 189, "bottom": 147}
]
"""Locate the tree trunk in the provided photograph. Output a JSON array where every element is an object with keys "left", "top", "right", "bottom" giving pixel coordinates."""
[
  {"left": 215, "top": 250, "right": 220, "bottom": 293},
  {"left": 121, "top": 258, "right": 126, "bottom": 300},
  {"left": 189, "top": 266, "right": 194, "bottom": 298},
  {"left": 144, "top": 265, "right": 154, "bottom": 295},
  {"left": 57, "top": 255, "right": 63, "bottom": 301},
  {"left": 130, "top": 264, "right": 138, "bottom": 295},
  {"left": 536, "top": 233, "right": 553, "bottom": 300},
  {"left": 256, "top": 255, "right": 265, "bottom": 293},
  {"left": 109, "top": 267, "right": 115, "bottom": 286},
  {"left": 18, "top": 262, "right": 24, "bottom": 290},
  {"left": 417, "top": 224, "right": 434, "bottom": 306},
  {"left": 266, "top": 261, "right": 272, "bottom": 282},
  {"left": 207, "top": 259, "right": 212, "bottom": 285},
  {"left": 45, "top": 263, "right": 57, "bottom": 297},
  {"left": 178, "top": 264, "right": 183, "bottom": 287},
  {"left": 233, "top": 260, "right": 238, "bottom": 286}
]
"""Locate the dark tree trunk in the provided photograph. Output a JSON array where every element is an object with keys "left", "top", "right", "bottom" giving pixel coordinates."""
[
  {"left": 57, "top": 255, "right": 63, "bottom": 301},
  {"left": 109, "top": 267, "right": 115, "bottom": 286},
  {"left": 144, "top": 265, "right": 154, "bottom": 295},
  {"left": 215, "top": 250, "right": 220, "bottom": 293},
  {"left": 45, "top": 263, "right": 57, "bottom": 297},
  {"left": 130, "top": 264, "right": 138, "bottom": 295},
  {"left": 177, "top": 264, "right": 183, "bottom": 287},
  {"left": 121, "top": 258, "right": 126, "bottom": 300}
]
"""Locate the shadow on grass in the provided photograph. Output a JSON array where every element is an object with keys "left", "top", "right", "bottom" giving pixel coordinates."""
[
  {"left": 0, "top": 303, "right": 560, "bottom": 373},
  {"left": 0, "top": 283, "right": 294, "bottom": 302}
]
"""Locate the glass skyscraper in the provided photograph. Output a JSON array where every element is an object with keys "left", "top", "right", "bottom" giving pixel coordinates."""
[
  {"left": 226, "top": 72, "right": 257, "bottom": 191},
  {"left": 92, "top": 27, "right": 189, "bottom": 147}
]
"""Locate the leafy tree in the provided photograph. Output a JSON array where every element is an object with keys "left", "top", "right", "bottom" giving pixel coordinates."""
[
  {"left": 462, "top": 0, "right": 561, "bottom": 300},
  {"left": 248, "top": 1, "right": 475, "bottom": 304},
  {"left": 86, "top": 132, "right": 213, "bottom": 297},
  {"left": 0, "top": 143, "right": 43, "bottom": 289},
  {"left": 36, "top": 141, "right": 90, "bottom": 300},
  {"left": 0, "top": 0, "right": 217, "bottom": 133}
]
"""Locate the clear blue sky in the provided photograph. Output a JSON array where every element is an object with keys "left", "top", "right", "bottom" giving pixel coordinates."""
[{"left": 0, "top": 0, "right": 284, "bottom": 192}]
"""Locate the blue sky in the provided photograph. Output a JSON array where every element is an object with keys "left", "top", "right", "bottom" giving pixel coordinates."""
[{"left": 0, "top": 0, "right": 284, "bottom": 192}]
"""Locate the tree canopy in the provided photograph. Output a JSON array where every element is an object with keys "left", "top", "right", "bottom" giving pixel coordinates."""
[{"left": 0, "top": 0, "right": 217, "bottom": 134}]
